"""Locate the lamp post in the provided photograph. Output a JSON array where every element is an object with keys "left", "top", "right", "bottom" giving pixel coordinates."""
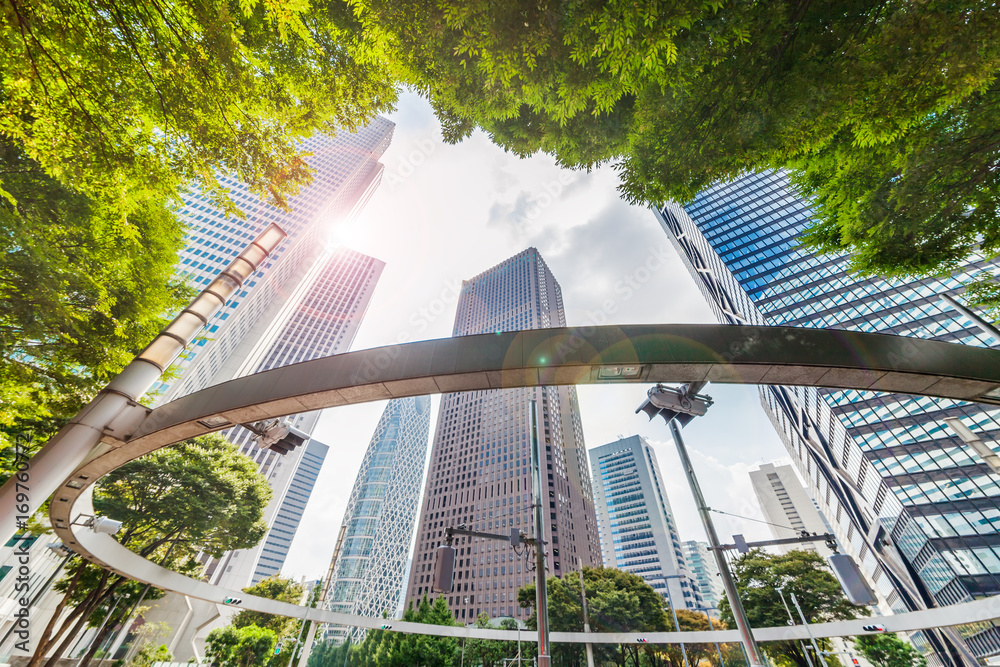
[
  {"left": 790, "top": 591, "right": 828, "bottom": 667},
  {"left": 528, "top": 399, "right": 551, "bottom": 667},
  {"left": 638, "top": 383, "right": 767, "bottom": 667},
  {"left": 776, "top": 586, "right": 815, "bottom": 667},
  {"left": 0, "top": 224, "right": 287, "bottom": 545}
]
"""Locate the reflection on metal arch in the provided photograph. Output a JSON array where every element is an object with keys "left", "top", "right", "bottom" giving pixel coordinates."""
[{"left": 49, "top": 324, "right": 1000, "bottom": 644}]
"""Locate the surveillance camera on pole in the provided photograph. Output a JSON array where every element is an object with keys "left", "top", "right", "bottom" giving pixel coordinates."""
[{"left": 86, "top": 516, "right": 123, "bottom": 535}]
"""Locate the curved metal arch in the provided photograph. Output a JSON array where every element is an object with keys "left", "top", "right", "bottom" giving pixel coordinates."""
[{"left": 49, "top": 324, "right": 1000, "bottom": 644}]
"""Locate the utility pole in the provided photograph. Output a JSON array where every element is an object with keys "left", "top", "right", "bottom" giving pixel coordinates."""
[
  {"left": 670, "top": 419, "right": 766, "bottom": 666},
  {"left": 637, "top": 383, "right": 766, "bottom": 667},
  {"left": 578, "top": 557, "right": 595, "bottom": 667},
  {"left": 790, "top": 591, "right": 828, "bottom": 667},
  {"left": 529, "top": 399, "right": 551, "bottom": 667},
  {"left": 777, "top": 587, "right": 815, "bottom": 667}
]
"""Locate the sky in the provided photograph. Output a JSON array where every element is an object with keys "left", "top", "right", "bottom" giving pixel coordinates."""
[{"left": 280, "top": 91, "right": 796, "bottom": 581}]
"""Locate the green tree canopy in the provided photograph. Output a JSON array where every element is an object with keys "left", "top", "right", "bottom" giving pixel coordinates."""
[
  {"left": 854, "top": 633, "right": 927, "bottom": 667},
  {"left": 349, "top": 595, "right": 460, "bottom": 667},
  {"left": 207, "top": 624, "right": 279, "bottom": 667},
  {"left": 519, "top": 567, "right": 672, "bottom": 667},
  {"left": 30, "top": 435, "right": 272, "bottom": 667},
  {"left": 352, "top": 0, "right": 1000, "bottom": 278},
  {"left": 233, "top": 576, "right": 306, "bottom": 638},
  {"left": 720, "top": 549, "right": 861, "bottom": 667},
  {"left": 0, "top": 139, "right": 192, "bottom": 459},
  {"left": 0, "top": 0, "right": 398, "bottom": 216}
]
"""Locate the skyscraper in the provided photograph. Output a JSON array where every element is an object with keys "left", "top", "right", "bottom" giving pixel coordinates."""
[
  {"left": 325, "top": 396, "right": 432, "bottom": 644},
  {"left": 404, "top": 248, "right": 602, "bottom": 623},
  {"left": 154, "top": 118, "right": 394, "bottom": 403},
  {"left": 590, "top": 436, "right": 701, "bottom": 612},
  {"left": 142, "top": 121, "right": 394, "bottom": 661},
  {"left": 749, "top": 463, "right": 835, "bottom": 557},
  {"left": 656, "top": 171, "right": 1000, "bottom": 663},
  {"left": 680, "top": 541, "right": 723, "bottom": 616}
]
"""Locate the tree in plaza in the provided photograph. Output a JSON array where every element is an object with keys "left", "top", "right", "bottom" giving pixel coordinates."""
[
  {"left": 0, "top": 139, "right": 192, "bottom": 465},
  {"left": 854, "top": 633, "right": 927, "bottom": 667},
  {"left": 207, "top": 625, "right": 279, "bottom": 667},
  {"left": 463, "top": 614, "right": 521, "bottom": 667},
  {"left": 226, "top": 576, "right": 307, "bottom": 667},
  {"left": 233, "top": 576, "right": 306, "bottom": 636},
  {"left": 518, "top": 567, "right": 671, "bottom": 667},
  {"left": 349, "top": 595, "right": 460, "bottom": 667},
  {"left": 351, "top": 0, "right": 1000, "bottom": 280},
  {"left": 719, "top": 550, "right": 860, "bottom": 667},
  {"left": 0, "top": 0, "right": 398, "bottom": 217},
  {"left": 28, "top": 435, "right": 272, "bottom": 667}
]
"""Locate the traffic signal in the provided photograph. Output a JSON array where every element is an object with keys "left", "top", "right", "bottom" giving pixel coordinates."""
[
  {"left": 829, "top": 554, "right": 878, "bottom": 606},
  {"left": 636, "top": 638, "right": 649, "bottom": 644},
  {"left": 381, "top": 624, "right": 392, "bottom": 630},
  {"left": 433, "top": 545, "right": 456, "bottom": 593},
  {"left": 223, "top": 597, "right": 243, "bottom": 605},
  {"left": 861, "top": 624, "right": 886, "bottom": 633},
  {"left": 274, "top": 646, "right": 281, "bottom": 655}
]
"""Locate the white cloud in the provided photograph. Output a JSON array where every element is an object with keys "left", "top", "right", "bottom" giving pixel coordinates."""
[{"left": 281, "top": 91, "right": 792, "bottom": 581}]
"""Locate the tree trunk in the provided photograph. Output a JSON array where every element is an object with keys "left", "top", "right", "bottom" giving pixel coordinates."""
[
  {"left": 78, "top": 593, "right": 128, "bottom": 667},
  {"left": 41, "top": 573, "right": 115, "bottom": 667},
  {"left": 26, "top": 562, "right": 85, "bottom": 667}
]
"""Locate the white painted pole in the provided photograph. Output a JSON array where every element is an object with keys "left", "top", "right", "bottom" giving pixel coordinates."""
[{"left": 0, "top": 224, "right": 287, "bottom": 545}]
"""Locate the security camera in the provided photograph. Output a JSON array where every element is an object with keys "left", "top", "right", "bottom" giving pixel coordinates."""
[
  {"left": 47, "top": 542, "right": 73, "bottom": 557},
  {"left": 91, "top": 516, "right": 123, "bottom": 535}
]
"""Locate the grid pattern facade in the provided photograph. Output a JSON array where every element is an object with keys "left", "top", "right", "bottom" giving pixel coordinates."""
[
  {"left": 207, "top": 247, "right": 385, "bottom": 587},
  {"left": 590, "top": 436, "right": 701, "bottom": 612},
  {"left": 154, "top": 118, "right": 395, "bottom": 403},
  {"left": 655, "top": 170, "right": 1000, "bottom": 663},
  {"left": 404, "top": 248, "right": 602, "bottom": 623},
  {"left": 680, "top": 541, "right": 724, "bottom": 615},
  {"left": 325, "top": 396, "right": 432, "bottom": 644},
  {"left": 749, "top": 463, "right": 834, "bottom": 556},
  {"left": 254, "top": 439, "right": 330, "bottom": 583}
]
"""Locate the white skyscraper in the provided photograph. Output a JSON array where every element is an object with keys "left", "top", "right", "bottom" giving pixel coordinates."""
[
  {"left": 325, "top": 396, "right": 432, "bottom": 644},
  {"left": 590, "top": 435, "right": 701, "bottom": 612},
  {"left": 749, "top": 462, "right": 835, "bottom": 557}
]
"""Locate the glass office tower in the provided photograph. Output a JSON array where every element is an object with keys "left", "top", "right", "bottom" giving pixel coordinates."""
[
  {"left": 590, "top": 436, "right": 701, "bottom": 612},
  {"left": 656, "top": 171, "right": 1000, "bottom": 664},
  {"left": 325, "top": 396, "right": 432, "bottom": 644},
  {"left": 404, "top": 248, "right": 603, "bottom": 623}
]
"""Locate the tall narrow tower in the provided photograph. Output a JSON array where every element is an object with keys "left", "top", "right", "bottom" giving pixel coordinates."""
[
  {"left": 749, "top": 463, "right": 834, "bottom": 557},
  {"left": 590, "top": 436, "right": 702, "bottom": 612},
  {"left": 404, "top": 248, "right": 601, "bottom": 623},
  {"left": 325, "top": 396, "right": 432, "bottom": 643}
]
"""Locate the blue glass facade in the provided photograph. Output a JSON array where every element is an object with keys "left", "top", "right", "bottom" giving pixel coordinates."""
[
  {"left": 656, "top": 171, "right": 1000, "bottom": 664},
  {"left": 590, "top": 436, "right": 701, "bottom": 612}
]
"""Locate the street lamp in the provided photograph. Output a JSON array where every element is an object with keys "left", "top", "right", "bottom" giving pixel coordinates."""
[{"left": 637, "top": 382, "right": 768, "bottom": 667}]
